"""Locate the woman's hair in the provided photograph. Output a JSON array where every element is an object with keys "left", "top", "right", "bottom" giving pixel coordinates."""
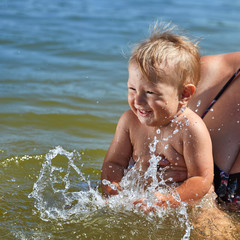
[{"left": 129, "top": 22, "right": 201, "bottom": 88}]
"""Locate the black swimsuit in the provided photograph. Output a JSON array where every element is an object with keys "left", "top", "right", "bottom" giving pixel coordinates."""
[
  {"left": 201, "top": 69, "right": 240, "bottom": 207},
  {"left": 201, "top": 68, "right": 240, "bottom": 118}
]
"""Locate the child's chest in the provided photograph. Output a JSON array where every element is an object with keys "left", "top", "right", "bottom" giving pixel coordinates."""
[{"left": 130, "top": 126, "right": 186, "bottom": 172}]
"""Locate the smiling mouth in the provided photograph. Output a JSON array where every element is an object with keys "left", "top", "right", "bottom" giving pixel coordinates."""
[{"left": 138, "top": 109, "right": 152, "bottom": 117}]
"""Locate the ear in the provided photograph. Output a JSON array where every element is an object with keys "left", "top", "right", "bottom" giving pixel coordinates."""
[{"left": 180, "top": 84, "right": 196, "bottom": 104}]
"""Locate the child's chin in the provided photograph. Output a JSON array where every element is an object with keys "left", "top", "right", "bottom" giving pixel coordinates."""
[
  {"left": 138, "top": 117, "right": 155, "bottom": 126},
  {"left": 139, "top": 117, "right": 170, "bottom": 128}
]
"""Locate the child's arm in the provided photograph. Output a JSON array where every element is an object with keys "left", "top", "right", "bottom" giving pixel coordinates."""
[
  {"left": 134, "top": 115, "right": 214, "bottom": 210},
  {"left": 101, "top": 110, "right": 133, "bottom": 196},
  {"left": 170, "top": 117, "right": 213, "bottom": 204}
]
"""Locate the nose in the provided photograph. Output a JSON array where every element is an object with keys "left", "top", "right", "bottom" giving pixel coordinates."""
[{"left": 135, "top": 93, "right": 146, "bottom": 106}]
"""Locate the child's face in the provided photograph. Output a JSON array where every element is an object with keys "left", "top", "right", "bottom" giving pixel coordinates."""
[{"left": 128, "top": 62, "right": 182, "bottom": 127}]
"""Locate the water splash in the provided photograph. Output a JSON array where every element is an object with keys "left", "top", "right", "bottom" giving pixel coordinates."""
[
  {"left": 28, "top": 146, "right": 105, "bottom": 221},
  {"left": 29, "top": 145, "right": 193, "bottom": 239},
  {"left": 149, "top": 136, "right": 159, "bottom": 152},
  {"left": 142, "top": 129, "right": 193, "bottom": 239}
]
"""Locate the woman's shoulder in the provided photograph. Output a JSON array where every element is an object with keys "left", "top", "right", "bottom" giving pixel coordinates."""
[{"left": 201, "top": 52, "right": 240, "bottom": 78}]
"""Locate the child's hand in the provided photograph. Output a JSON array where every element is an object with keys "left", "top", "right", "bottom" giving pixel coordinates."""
[
  {"left": 133, "top": 193, "right": 169, "bottom": 213},
  {"left": 133, "top": 198, "right": 157, "bottom": 213},
  {"left": 105, "top": 181, "right": 122, "bottom": 195}
]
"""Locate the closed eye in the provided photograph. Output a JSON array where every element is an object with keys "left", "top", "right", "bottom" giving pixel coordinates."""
[
  {"left": 129, "top": 87, "right": 136, "bottom": 91},
  {"left": 146, "top": 91, "right": 154, "bottom": 94}
]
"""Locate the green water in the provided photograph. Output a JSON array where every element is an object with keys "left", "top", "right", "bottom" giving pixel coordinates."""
[{"left": 0, "top": 148, "right": 193, "bottom": 240}]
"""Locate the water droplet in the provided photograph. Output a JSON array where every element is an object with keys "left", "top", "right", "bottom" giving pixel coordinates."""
[
  {"left": 212, "top": 116, "right": 215, "bottom": 120},
  {"left": 173, "top": 129, "right": 179, "bottom": 135},
  {"left": 156, "top": 129, "right": 161, "bottom": 134},
  {"left": 210, "top": 109, "right": 214, "bottom": 112},
  {"left": 102, "top": 179, "right": 110, "bottom": 185},
  {"left": 110, "top": 183, "right": 117, "bottom": 191},
  {"left": 196, "top": 100, "right": 201, "bottom": 107},
  {"left": 172, "top": 190, "right": 181, "bottom": 202},
  {"left": 181, "top": 107, "right": 186, "bottom": 113},
  {"left": 164, "top": 144, "right": 169, "bottom": 150}
]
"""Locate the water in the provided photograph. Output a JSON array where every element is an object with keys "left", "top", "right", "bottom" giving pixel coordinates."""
[{"left": 1, "top": 0, "right": 240, "bottom": 239}]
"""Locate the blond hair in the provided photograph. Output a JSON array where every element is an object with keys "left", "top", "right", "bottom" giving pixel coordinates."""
[{"left": 129, "top": 23, "right": 200, "bottom": 88}]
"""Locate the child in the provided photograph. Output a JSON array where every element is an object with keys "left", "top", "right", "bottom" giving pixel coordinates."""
[{"left": 101, "top": 23, "right": 214, "bottom": 212}]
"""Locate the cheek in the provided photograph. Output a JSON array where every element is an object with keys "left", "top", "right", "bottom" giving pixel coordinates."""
[
  {"left": 128, "top": 94, "right": 134, "bottom": 106},
  {"left": 167, "top": 101, "right": 180, "bottom": 114},
  {"left": 127, "top": 93, "right": 132, "bottom": 101},
  {"left": 153, "top": 100, "right": 176, "bottom": 115}
]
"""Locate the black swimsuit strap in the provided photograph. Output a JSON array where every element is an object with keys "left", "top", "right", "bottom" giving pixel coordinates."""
[{"left": 201, "top": 68, "right": 240, "bottom": 118}]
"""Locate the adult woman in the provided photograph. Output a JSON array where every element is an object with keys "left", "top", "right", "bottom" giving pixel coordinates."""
[{"left": 188, "top": 52, "right": 240, "bottom": 210}]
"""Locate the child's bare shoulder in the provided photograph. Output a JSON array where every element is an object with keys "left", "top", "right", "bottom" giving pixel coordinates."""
[
  {"left": 121, "top": 109, "right": 135, "bottom": 118},
  {"left": 182, "top": 108, "right": 209, "bottom": 137},
  {"left": 120, "top": 109, "right": 139, "bottom": 122},
  {"left": 117, "top": 109, "right": 139, "bottom": 130}
]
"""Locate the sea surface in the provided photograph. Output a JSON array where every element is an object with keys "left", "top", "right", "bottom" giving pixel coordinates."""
[{"left": 1, "top": 0, "right": 240, "bottom": 239}]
